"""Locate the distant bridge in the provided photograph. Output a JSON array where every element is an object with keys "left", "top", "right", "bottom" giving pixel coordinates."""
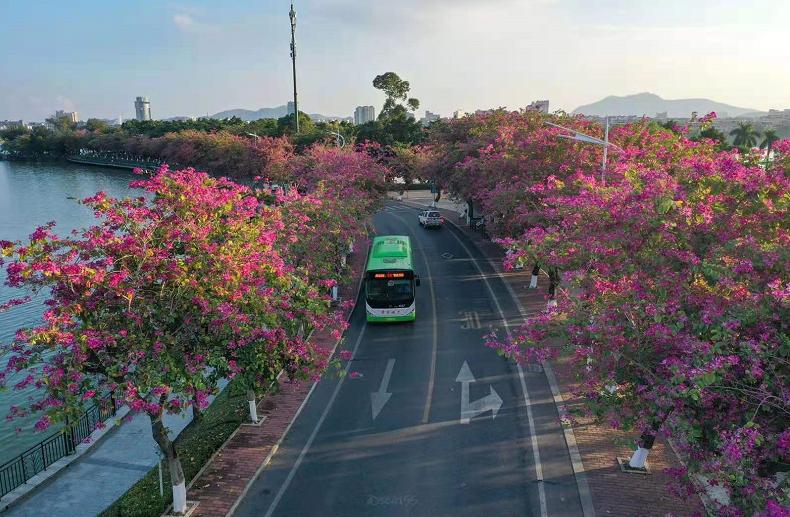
[{"left": 66, "top": 151, "right": 163, "bottom": 171}]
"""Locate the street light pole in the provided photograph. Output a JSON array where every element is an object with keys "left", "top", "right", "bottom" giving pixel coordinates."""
[
  {"left": 289, "top": 3, "right": 299, "bottom": 134},
  {"left": 546, "top": 118, "right": 622, "bottom": 185},
  {"left": 325, "top": 130, "right": 345, "bottom": 147}
]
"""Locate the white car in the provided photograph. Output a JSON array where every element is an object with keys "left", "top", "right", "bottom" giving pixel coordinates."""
[{"left": 418, "top": 210, "right": 444, "bottom": 228}]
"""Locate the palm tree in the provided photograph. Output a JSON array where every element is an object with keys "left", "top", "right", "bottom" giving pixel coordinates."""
[
  {"left": 759, "top": 128, "right": 779, "bottom": 168},
  {"left": 729, "top": 122, "right": 761, "bottom": 149}
]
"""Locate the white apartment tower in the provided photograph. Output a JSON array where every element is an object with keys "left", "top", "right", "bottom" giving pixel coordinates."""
[
  {"left": 134, "top": 96, "right": 152, "bottom": 121},
  {"left": 354, "top": 106, "right": 376, "bottom": 125}
]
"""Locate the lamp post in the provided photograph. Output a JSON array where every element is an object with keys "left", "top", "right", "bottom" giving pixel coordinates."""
[
  {"left": 325, "top": 130, "right": 345, "bottom": 147},
  {"left": 289, "top": 3, "right": 299, "bottom": 134},
  {"left": 546, "top": 118, "right": 622, "bottom": 184}
]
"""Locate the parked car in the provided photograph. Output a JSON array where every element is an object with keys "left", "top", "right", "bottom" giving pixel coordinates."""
[{"left": 418, "top": 210, "right": 444, "bottom": 228}]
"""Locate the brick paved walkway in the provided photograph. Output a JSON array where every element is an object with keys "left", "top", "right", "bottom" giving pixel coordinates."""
[
  {"left": 404, "top": 194, "right": 705, "bottom": 517},
  {"left": 185, "top": 233, "right": 370, "bottom": 517}
]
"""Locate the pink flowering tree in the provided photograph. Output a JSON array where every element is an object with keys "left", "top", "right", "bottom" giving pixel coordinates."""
[
  {"left": 424, "top": 110, "right": 790, "bottom": 513},
  {"left": 0, "top": 166, "right": 339, "bottom": 514}
]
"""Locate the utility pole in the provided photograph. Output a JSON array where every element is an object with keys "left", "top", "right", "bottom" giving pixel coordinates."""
[
  {"left": 546, "top": 119, "right": 622, "bottom": 185},
  {"left": 289, "top": 3, "right": 299, "bottom": 134}
]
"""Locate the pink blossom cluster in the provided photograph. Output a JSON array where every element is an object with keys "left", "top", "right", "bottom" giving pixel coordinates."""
[
  {"left": 422, "top": 109, "right": 790, "bottom": 513},
  {"left": 1, "top": 148, "right": 385, "bottom": 476}
]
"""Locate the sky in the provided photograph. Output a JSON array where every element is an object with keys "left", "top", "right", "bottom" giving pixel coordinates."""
[{"left": 1, "top": 0, "right": 789, "bottom": 121}]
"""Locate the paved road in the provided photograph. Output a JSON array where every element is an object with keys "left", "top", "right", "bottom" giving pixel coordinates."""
[{"left": 234, "top": 204, "right": 583, "bottom": 517}]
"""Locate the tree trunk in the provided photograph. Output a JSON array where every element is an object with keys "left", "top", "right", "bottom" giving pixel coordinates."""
[
  {"left": 191, "top": 395, "right": 204, "bottom": 424},
  {"left": 530, "top": 263, "right": 539, "bottom": 289},
  {"left": 151, "top": 413, "right": 187, "bottom": 514},
  {"left": 628, "top": 432, "right": 655, "bottom": 469},
  {"left": 547, "top": 268, "right": 560, "bottom": 309},
  {"left": 246, "top": 389, "right": 258, "bottom": 423}
]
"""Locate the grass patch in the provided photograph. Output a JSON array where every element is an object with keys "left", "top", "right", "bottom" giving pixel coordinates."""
[{"left": 99, "top": 380, "right": 249, "bottom": 517}]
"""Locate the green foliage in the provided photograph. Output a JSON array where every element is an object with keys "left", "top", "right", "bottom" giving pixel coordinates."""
[
  {"left": 99, "top": 381, "right": 248, "bottom": 517},
  {"left": 84, "top": 118, "right": 109, "bottom": 133},
  {"left": 373, "top": 72, "right": 420, "bottom": 119},
  {"left": 694, "top": 126, "right": 730, "bottom": 151},
  {"left": 730, "top": 121, "right": 761, "bottom": 149},
  {"left": 46, "top": 114, "right": 77, "bottom": 132},
  {"left": 355, "top": 115, "right": 424, "bottom": 147},
  {"left": 276, "top": 111, "right": 315, "bottom": 135}
]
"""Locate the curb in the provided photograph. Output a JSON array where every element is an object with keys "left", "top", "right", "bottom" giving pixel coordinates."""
[
  {"left": 399, "top": 198, "right": 596, "bottom": 517},
  {"left": 213, "top": 228, "right": 372, "bottom": 517}
]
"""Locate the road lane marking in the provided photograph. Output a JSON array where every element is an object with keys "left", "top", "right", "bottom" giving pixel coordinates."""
[
  {"left": 460, "top": 310, "right": 482, "bottom": 329},
  {"left": 456, "top": 361, "right": 503, "bottom": 424},
  {"left": 371, "top": 359, "right": 396, "bottom": 420},
  {"left": 444, "top": 225, "right": 549, "bottom": 517},
  {"left": 262, "top": 325, "right": 368, "bottom": 517},
  {"left": 401, "top": 199, "right": 594, "bottom": 516},
  {"left": 388, "top": 212, "right": 438, "bottom": 425}
]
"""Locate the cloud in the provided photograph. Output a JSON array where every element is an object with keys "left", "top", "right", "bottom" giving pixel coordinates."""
[
  {"left": 173, "top": 13, "right": 196, "bottom": 31},
  {"left": 172, "top": 12, "right": 219, "bottom": 34}
]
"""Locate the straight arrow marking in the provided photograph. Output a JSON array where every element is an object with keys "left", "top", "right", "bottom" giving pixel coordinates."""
[{"left": 371, "top": 359, "right": 396, "bottom": 420}]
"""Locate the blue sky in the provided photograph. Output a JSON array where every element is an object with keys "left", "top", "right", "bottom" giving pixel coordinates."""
[{"left": 1, "top": 0, "right": 788, "bottom": 121}]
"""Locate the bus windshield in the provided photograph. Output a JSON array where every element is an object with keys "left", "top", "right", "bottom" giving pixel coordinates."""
[{"left": 366, "top": 277, "right": 414, "bottom": 305}]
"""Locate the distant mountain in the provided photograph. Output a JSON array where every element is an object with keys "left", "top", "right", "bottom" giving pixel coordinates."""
[
  {"left": 572, "top": 92, "right": 764, "bottom": 119},
  {"left": 211, "top": 105, "right": 352, "bottom": 123}
]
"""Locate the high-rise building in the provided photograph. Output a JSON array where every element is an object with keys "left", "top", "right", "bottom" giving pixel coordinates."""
[
  {"left": 287, "top": 101, "right": 296, "bottom": 115},
  {"left": 54, "top": 110, "right": 79, "bottom": 123},
  {"left": 419, "top": 110, "right": 440, "bottom": 126},
  {"left": 134, "top": 96, "right": 152, "bottom": 121},
  {"left": 453, "top": 110, "right": 467, "bottom": 119},
  {"left": 353, "top": 106, "right": 376, "bottom": 125},
  {"left": 526, "top": 100, "right": 549, "bottom": 114}
]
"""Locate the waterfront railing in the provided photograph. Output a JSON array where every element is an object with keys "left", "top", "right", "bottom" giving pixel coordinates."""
[{"left": 0, "top": 396, "right": 116, "bottom": 499}]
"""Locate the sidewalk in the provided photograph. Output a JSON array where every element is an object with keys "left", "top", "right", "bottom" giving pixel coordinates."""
[
  {"left": 186, "top": 233, "right": 370, "bottom": 517},
  {"left": 3, "top": 395, "right": 213, "bottom": 516},
  {"left": 400, "top": 193, "right": 705, "bottom": 516}
]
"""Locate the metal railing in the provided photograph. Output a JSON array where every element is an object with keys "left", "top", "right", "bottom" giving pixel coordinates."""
[
  {"left": 0, "top": 396, "right": 116, "bottom": 499},
  {"left": 66, "top": 150, "right": 163, "bottom": 171}
]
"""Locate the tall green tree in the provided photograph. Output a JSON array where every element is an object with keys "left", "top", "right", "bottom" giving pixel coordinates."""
[
  {"left": 729, "top": 121, "right": 760, "bottom": 149},
  {"left": 85, "top": 118, "right": 109, "bottom": 133},
  {"left": 46, "top": 114, "right": 77, "bottom": 132},
  {"left": 358, "top": 72, "right": 424, "bottom": 146},
  {"left": 373, "top": 72, "right": 420, "bottom": 119},
  {"left": 759, "top": 128, "right": 779, "bottom": 167},
  {"left": 696, "top": 126, "right": 729, "bottom": 151}
]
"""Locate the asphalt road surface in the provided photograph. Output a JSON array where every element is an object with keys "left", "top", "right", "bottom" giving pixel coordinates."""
[{"left": 233, "top": 204, "right": 583, "bottom": 517}]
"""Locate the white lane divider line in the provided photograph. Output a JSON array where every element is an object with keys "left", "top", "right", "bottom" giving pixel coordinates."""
[
  {"left": 262, "top": 325, "right": 368, "bottom": 517},
  {"left": 388, "top": 212, "right": 439, "bottom": 425},
  {"left": 444, "top": 225, "right": 548, "bottom": 517}
]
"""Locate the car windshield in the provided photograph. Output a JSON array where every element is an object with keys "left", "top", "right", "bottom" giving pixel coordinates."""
[
  {"left": 367, "top": 278, "right": 414, "bottom": 303},
  {"left": 427, "top": 212, "right": 440, "bottom": 218}
]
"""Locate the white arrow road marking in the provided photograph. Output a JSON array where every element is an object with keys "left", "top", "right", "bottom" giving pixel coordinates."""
[
  {"left": 371, "top": 359, "right": 396, "bottom": 420},
  {"left": 456, "top": 361, "right": 503, "bottom": 424}
]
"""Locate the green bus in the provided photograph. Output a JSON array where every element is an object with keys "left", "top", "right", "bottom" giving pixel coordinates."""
[{"left": 365, "top": 235, "right": 420, "bottom": 322}]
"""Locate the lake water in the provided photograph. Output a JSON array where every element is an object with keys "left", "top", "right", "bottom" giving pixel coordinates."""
[{"left": 0, "top": 161, "right": 137, "bottom": 464}]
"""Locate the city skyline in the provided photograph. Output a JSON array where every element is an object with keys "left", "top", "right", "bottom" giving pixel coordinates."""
[{"left": 1, "top": 0, "right": 789, "bottom": 121}]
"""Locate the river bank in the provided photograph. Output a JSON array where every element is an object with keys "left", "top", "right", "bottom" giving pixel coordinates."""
[{"left": 0, "top": 161, "right": 137, "bottom": 463}]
